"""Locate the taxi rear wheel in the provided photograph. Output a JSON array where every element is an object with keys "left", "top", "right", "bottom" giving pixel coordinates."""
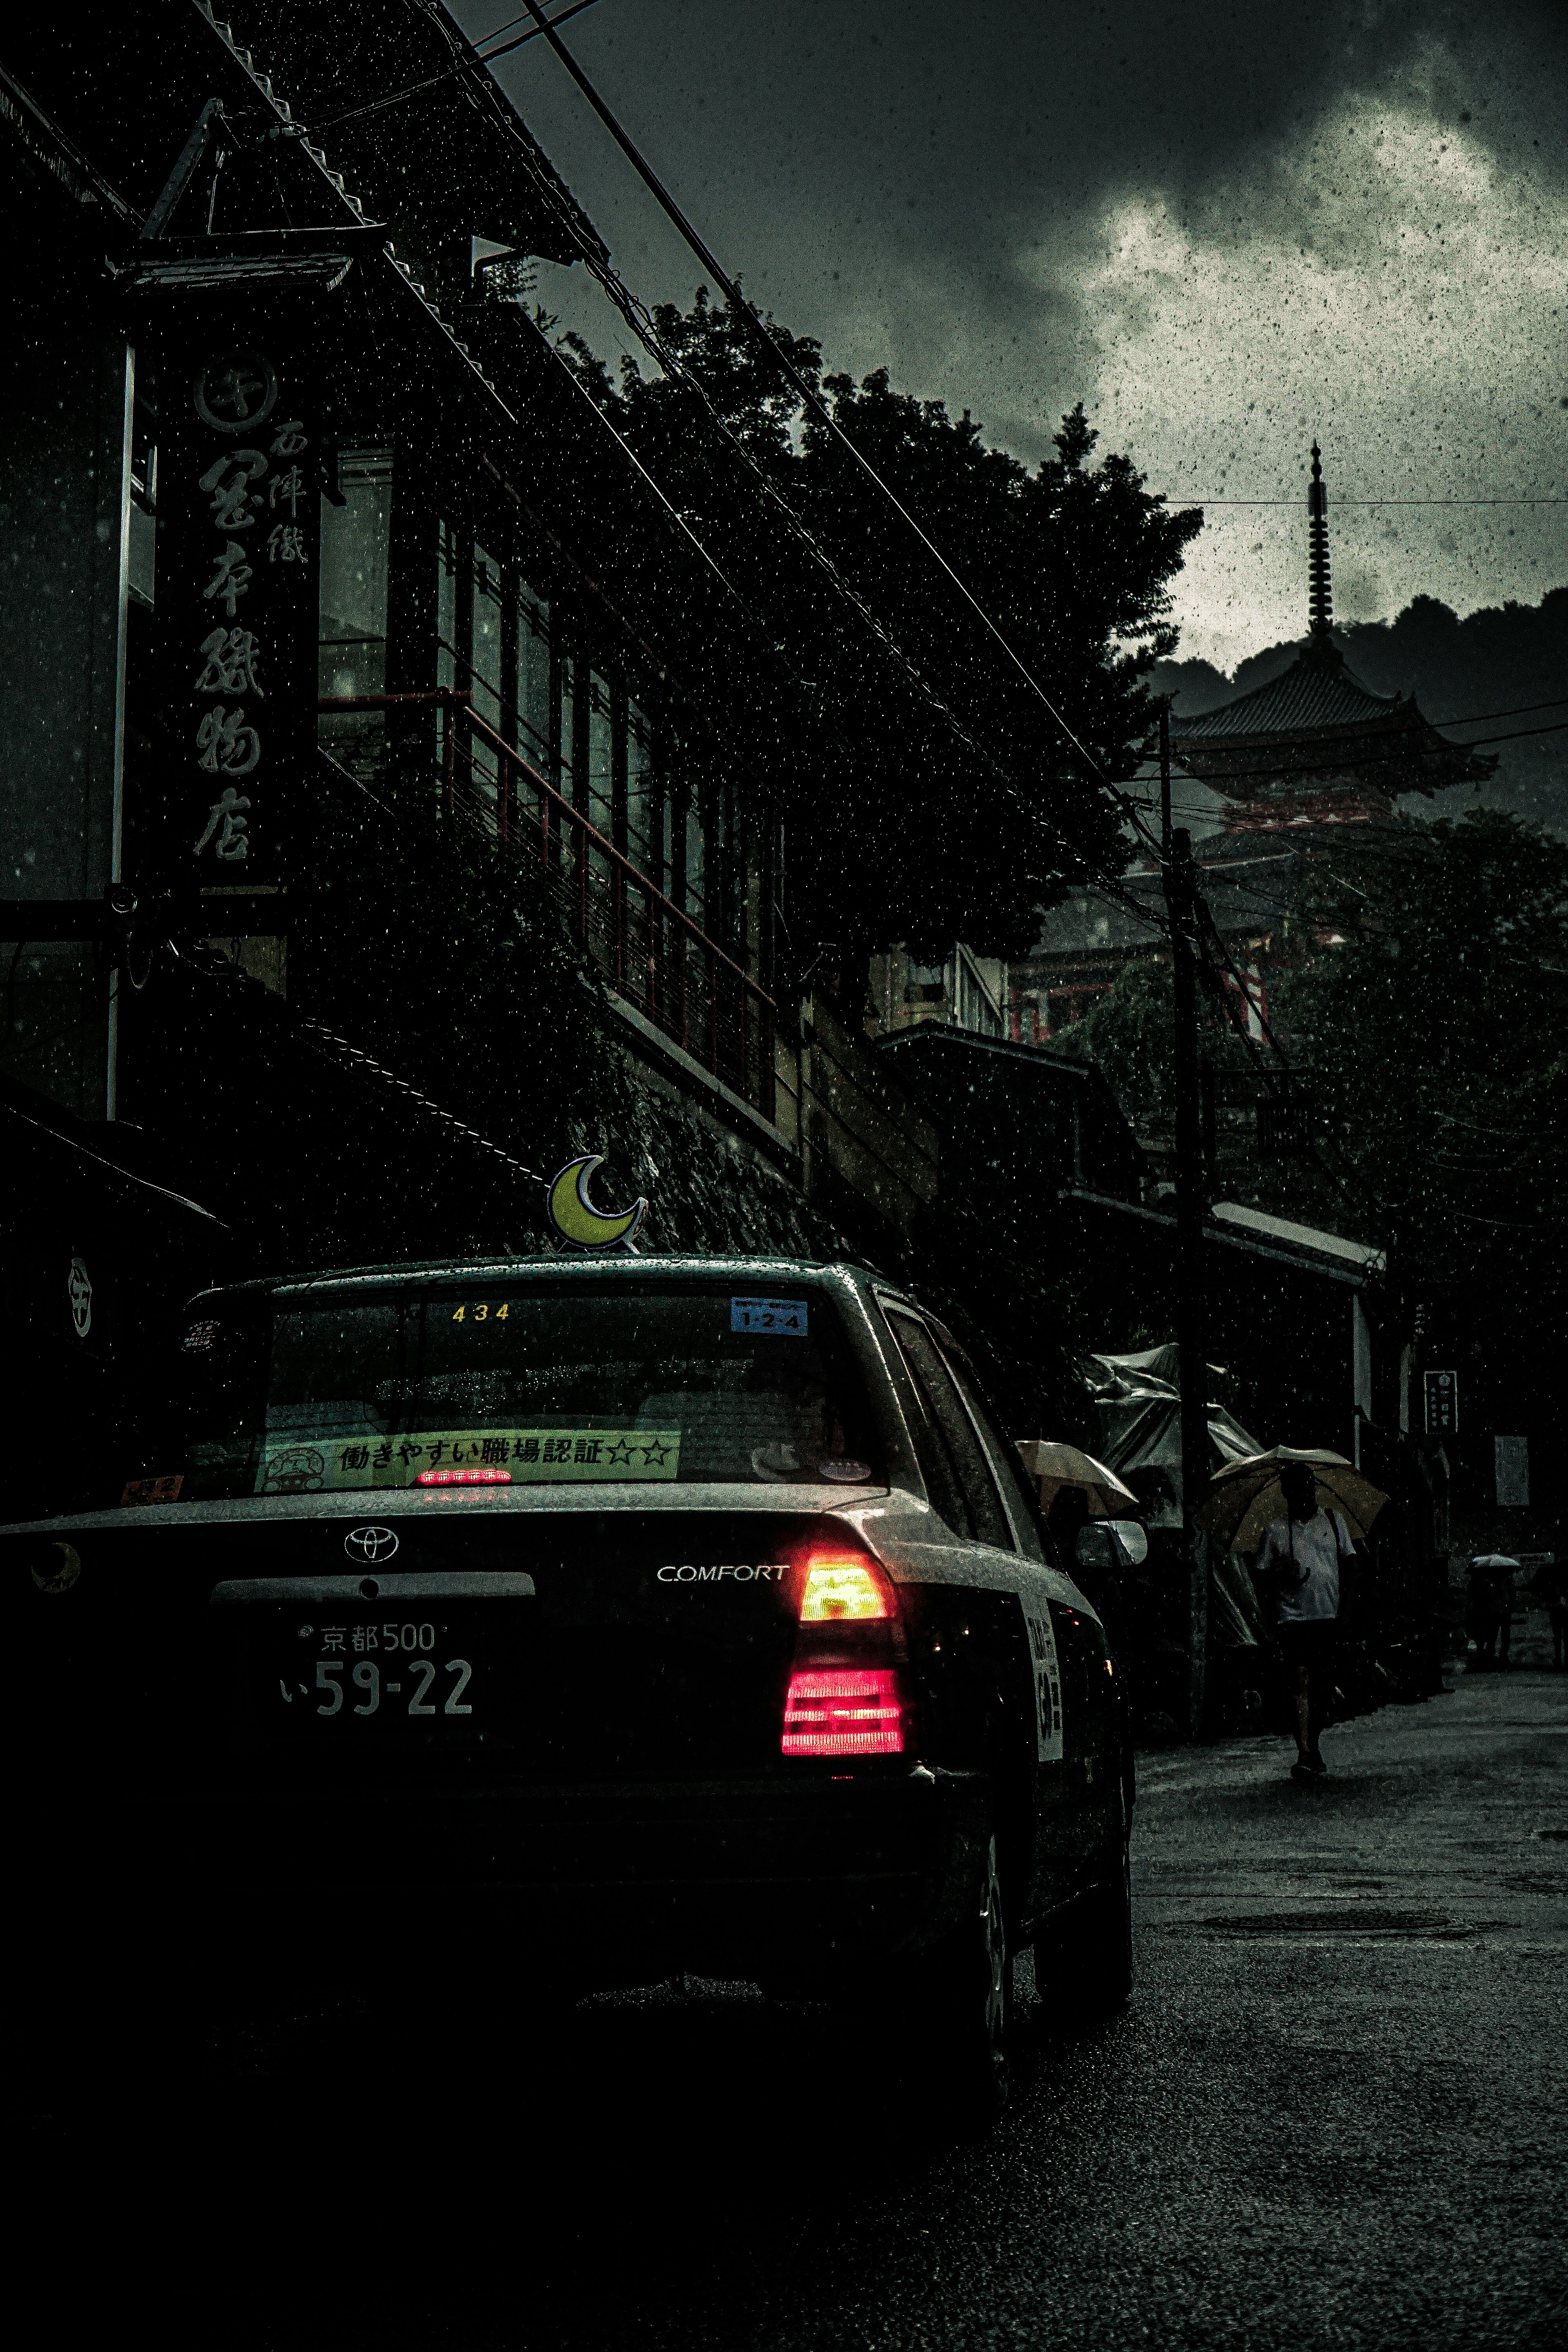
[{"left": 903, "top": 1832, "right": 1011, "bottom": 2128}]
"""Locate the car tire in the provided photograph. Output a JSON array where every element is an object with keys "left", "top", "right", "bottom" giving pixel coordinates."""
[{"left": 902, "top": 1832, "right": 1011, "bottom": 2128}]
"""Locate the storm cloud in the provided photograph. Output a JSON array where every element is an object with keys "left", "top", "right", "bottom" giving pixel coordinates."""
[{"left": 454, "top": 0, "right": 1567, "bottom": 668}]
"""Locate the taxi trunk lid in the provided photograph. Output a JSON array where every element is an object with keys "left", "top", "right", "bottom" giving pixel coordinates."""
[{"left": 18, "top": 1504, "right": 866, "bottom": 1790}]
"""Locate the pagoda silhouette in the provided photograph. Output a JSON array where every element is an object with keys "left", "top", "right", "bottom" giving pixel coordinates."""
[{"left": 1171, "top": 445, "right": 1495, "bottom": 832}]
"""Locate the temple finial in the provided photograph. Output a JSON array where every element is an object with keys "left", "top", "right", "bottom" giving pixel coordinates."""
[{"left": 1307, "top": 441, "right": 1333, "bottom": 643}]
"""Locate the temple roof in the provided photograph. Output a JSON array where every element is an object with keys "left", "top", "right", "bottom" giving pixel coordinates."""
[{"left": 1172, "top": 642, "right": 1405, "bottom": 745}]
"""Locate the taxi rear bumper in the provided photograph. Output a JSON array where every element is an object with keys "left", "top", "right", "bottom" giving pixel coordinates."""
[{"left": 100, "top": 1766, "right": 996, "bottom": 1980}]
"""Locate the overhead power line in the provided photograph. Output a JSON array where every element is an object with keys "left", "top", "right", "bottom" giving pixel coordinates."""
[
  {"left": 1162, "top": 715, "right": 1568, "bottom": 790},
  {"left": 1174, "top": 497, "right": 1567, "bottom": 507},
  {"left": 511, "top": 0, "right": 1174, "bottom": 873},
  {"left": 1421, "top": 697, "right": 1568, "bottom": 728},
  {"left": 312, "top": 0, "right": 605, "bottom": 133}
]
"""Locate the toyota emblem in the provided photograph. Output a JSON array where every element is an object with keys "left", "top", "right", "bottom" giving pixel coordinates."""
[{"left": 344, "top": 1525, "right": 399, "bottom": 1564}]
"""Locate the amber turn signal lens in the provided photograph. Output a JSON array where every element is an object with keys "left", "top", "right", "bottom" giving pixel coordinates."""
[{"left": 800, "top": 1555, "right": 889, "bottom": 1622}]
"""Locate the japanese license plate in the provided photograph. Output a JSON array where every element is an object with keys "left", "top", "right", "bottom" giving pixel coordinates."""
[
  {"left": 212, "top": 1570, "right": 535, "bottom": 1744},
  {"left": 281, "top": 1615, "right": 477, "bottom": 1726}
]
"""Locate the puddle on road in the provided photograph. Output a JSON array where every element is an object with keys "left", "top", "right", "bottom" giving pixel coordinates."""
[{"left": 1182, "top": 1907, "right": 1475, "bottom": 1942}]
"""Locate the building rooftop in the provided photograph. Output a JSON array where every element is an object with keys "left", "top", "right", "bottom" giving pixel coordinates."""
[
  {"left": 1172, "top": 641, "right": 1405, "bottom": 744},
  {"left": 1210, "top": 1199, "right": 1385, "bottom": 1274}
]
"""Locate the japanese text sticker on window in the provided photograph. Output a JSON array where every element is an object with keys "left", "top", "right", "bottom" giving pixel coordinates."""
[{"left": 731, "top": 1296, "right": 809, "bottom": 1337}]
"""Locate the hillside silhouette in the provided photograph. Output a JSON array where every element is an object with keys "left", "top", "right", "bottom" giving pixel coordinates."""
[{"left": 1151, "top": 586, "right": 1568, "bottom": 833}]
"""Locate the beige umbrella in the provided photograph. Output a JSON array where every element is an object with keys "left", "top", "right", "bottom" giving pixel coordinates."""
[
  {"left": 1015, "top": 1441, "right": 1140, "bottom": 1519},
  {"left": 1196, "top": 1446, "right": 1389, "bottom": 1555}
]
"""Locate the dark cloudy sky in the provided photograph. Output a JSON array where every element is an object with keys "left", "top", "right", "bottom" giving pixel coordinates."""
[{"left": 453, "top": 0, "right": 1567, "bottom": 673}]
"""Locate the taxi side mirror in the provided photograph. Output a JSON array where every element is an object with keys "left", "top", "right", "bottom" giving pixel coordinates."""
[{"left": 1076, "top": 1519, "right": 1149, "bottom": 1570}]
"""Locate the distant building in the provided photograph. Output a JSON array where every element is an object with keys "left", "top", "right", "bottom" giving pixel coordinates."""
[
  {"left": 1171, "top": 446, "right": 1495, "bottom": 834},
  {"left": 867, "top": 942, "right": 1007, "bottom": 1041},
  {"left": 1009, "top": 444, "right": 1495, "bottom": 1047}
]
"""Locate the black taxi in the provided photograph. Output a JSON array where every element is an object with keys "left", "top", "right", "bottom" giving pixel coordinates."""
[{"left": 9, "top": 1256, "right": 1138, "bottom": 2118}]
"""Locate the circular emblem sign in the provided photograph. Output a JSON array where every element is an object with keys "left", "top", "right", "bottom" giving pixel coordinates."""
[
  {"left": 31, "top": 1542, "right": 82, "bottom": 1595},
  {"left": 68, "top": 1256, "right": 92, "bottom": 1340},
  {"left": 193, "top": 352, "right": 279, "bottom": 434},
  {"left": 344, "top": 1525, "right": 399, "bottom": 1564}
]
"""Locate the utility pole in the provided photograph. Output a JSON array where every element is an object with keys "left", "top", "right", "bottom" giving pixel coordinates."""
[{"left": 1162, "top": 704, "right": 1209, "bottom": 1737}]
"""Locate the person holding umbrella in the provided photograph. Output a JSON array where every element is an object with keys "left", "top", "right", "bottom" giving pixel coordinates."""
[
  {"left": 1252, "top": 1462, "right": 1357, "bottom": 1780},
  {"left": 1197, "top": 1447, "right": 1386, "bottom": 1779}
]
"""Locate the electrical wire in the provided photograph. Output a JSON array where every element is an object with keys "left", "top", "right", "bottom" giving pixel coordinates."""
[
  {"left": 1416, "top": 696, "right": 1568, "bottom": 729},
  {"left": 312, "top": 0, "right": 606, "bottom": 133},
  {"left": 1166, "top": 695, "right": 1567, "bottom": 738},
  {"left": 507, "top": 188, "right": 1176, "bottom": 934},
  {"left": 1175, "top": 497, "right": 1568, "bottom": 507},
  {"left": 170, "top": 937, "right": 551, "bottom": 1190},
  {"left": 285, "top": 0, "right": 1179, "bottom": 929},
  {"left": 511, "top": 0, "right": 1175, "bottom": 875},
  {"left": 1189, "top": 901, "right": 1384, "bottom": 1227},
  {"left": 1168, "top": 715, "right": 1568, "bottom": 791}
]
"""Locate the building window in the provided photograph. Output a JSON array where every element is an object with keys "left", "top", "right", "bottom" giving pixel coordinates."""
[
  {"left": 471, "top": 544, "right": 504, "bottom": 736},
  {"left": 517, "top": 582, "right": 552, "bottom": 775},
  {"left": 626, "top": 695, "right": 659, "bottom": 889},
  {"left": 419, "top": 519, "right": 760, "bottom": 962},
  {"left": 319, "top": 451, "right": 393, "bottom": 699},
  {"left": 435, "top": 514, "right": 459, "bottom": 693},
  {"left": 683, "top": 772, "right": 706, "bottom": 929},
  {"left": 586, "top": 667, "right": 615, "bottom": 839}
]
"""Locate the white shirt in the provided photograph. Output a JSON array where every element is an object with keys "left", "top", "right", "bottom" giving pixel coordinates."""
[{"left": 1256, "top": 1508, "right": 1352, "bottom": 1622}]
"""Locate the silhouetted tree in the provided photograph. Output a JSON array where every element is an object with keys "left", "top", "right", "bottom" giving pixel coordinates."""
[{"left": 563, "top": 290, "right": 1201, "bottom": 988}]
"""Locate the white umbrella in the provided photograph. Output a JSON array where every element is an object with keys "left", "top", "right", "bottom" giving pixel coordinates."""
[{"left": 1015, "top": 1441, "right": 1139, "bottom": 1519}]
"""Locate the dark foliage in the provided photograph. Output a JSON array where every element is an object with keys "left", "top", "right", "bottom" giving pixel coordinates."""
[
  {"left": 1055, "top": 812, "right": 1568, "bottom": 1423},
  {"left": 562, "top": 288, "right": 1201, "bottom": 967},
  {"left": 1270, "top": 811, "right": 1568, "bottom": 1297}
]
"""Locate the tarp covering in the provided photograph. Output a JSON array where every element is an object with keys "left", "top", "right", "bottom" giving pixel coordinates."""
[
  {"left": 1088, "top": 1346, "right": 1265, "bottom": 1521},
  {"left": 1087, "top": 1345, "right": 1272, "bottom": 1653}
]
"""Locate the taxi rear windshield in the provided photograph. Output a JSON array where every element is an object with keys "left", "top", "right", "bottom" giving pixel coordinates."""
[{"left": 177, "top": 1283, "right": 882, "bottom": 1497}]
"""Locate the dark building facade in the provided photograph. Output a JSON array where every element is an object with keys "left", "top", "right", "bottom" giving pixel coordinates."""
[
  {"left": 0, "top": 2, "right": 955, "bottom": 1490},
  {"left": 0, "top": 5, "right": 945, "bottom": 1273}
]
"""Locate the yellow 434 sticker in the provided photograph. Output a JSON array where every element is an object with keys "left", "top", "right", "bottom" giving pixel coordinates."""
[{"left": 255, "top": 1429, "right": 682, "bottom": 1495}]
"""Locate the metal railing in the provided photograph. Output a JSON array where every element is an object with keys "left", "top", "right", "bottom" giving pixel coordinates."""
[{"left": 319, "top": 690, "right": 777, "bottom": 1121}]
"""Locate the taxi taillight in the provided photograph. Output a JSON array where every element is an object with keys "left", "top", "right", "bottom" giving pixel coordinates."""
[
  {"left": 782, "top": 1548, "right": 906, "bottom": 1757},
  {"left": 781, "top": 1668, "right": 904, "bottom": 1756}
]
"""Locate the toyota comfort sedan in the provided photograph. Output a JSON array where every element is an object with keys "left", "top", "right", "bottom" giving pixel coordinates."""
[{"left": 9, "top": 1256, "right": 1136, "bottom": 2119}]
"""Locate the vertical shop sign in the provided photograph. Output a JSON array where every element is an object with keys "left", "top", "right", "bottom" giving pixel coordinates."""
[
  {"left": 1423, "top": 1369, "right": 1459, "bottom": 1438},
  {"left": 154, "top": 343, "right": 320, "bottom": 886}
]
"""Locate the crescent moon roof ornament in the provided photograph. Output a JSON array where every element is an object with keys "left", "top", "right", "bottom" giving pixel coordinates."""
[{"left": 547, "top": 1154, "right": 648, "bottom": 1252}]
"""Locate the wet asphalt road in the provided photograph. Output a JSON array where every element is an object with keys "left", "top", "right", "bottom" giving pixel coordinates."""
[{"left": 38, "top": 1628, "right": 1566, "bottom": 2351}]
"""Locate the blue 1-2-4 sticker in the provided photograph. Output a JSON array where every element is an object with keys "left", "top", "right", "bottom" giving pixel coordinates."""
[{"left": 731, "top": 1296, "right": 808, "bottom": 1337}]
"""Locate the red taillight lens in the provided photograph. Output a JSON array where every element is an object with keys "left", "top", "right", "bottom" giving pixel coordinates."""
[
  {"left": 781, "top": 1668, "right": 904, "bottom": 1756},
  {"left": 414, "top": 1466, "right": 512, "bottom": 1486},
  {"left": 799, "top": 1552, "right": 890, "bottom": 1622}
]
